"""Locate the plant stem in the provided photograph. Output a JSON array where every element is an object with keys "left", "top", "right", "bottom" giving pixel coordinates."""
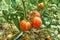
[{"left": 22, "top": 0, "right": 27, "bottom": 20}]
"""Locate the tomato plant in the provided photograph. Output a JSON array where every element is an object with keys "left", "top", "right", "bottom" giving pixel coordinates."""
[{"left": 0, "top": 0, "right": 60, "bottom": 40}]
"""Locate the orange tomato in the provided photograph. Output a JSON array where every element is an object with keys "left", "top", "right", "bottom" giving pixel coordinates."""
[
  {"left": 45, "top": 36, "right": 51, "bottom": 40},
  {"left": 20, "top": 20, "right": 31, "bottom": 31},
  {"left": 38, "top": 2, "right": 44, "bottom": 9},
  {"left": 32, "top": 17, "right": 42, "bottom": 28}
]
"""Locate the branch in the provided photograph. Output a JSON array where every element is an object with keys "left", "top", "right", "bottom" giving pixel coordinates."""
[{"left": 22, "top": 0, "right": 27, "bottom": 19}]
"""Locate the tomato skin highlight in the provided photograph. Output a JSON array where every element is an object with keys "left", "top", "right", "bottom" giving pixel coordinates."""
[
  {"left": 32, "top": 17, "right": 42, "bottom": 28},
  {"left": 20, "top": 20, "right": 31, "bottom": 31}
]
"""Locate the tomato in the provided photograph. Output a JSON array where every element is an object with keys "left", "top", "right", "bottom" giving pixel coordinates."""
[
  {"left": 32, "top": 17, "right": 42, "bottom": 28},
  {"left": 33, "top": 11, "right": 40, "bottom": 17},
  {"left": 29, "top": 11, "right": 40, "bottom": 21},
  {"left": 29, "top": 11, "right": 40, "bottom": 17},
  {"left": 38, "top": 2, "right": 44, "bottom": 9},
  {"left": 45, "top": 36, "right": 51, "bottom": 40},
  {"left": 20, "top": 20, "right": 31, "bottom": 31}
]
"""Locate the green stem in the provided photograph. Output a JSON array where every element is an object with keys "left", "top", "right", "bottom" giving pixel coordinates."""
[{"left": 22, "top": 0, "right": 27, "bottom": 20}]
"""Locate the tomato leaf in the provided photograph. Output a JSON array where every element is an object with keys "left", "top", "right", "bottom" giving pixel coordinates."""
[{"left": 5, "top": 0, "right": 10, "bottom": 5}]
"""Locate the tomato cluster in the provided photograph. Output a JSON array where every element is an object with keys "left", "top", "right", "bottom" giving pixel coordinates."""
[
  {"left": 20, "top": 2, "right": 44, "bottom": 31},
  {"left": 29, "top": 11, "right": 42, "bottom": 28},
  {"left": 20, "top": 10, "right": 42, "bottom": 31}
]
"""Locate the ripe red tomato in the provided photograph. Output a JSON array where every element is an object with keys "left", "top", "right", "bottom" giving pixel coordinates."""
[
  {"left": 20, "top": 20, "right": 31, "bottom": 31},
  {"left": 33, "top": 11, "right": 40, "bottom": 17},
  {"left": 38, "top": 2, "right": 44, "bottom": 9},
  {"left": 32, "top": 17, "right": 42, "bottom": 28},
  {"left": 29, "top": 11, "right": 40, "bottom": 22},
  {"left": 29, "top": 11, "right": 40, "bottom": 17}
]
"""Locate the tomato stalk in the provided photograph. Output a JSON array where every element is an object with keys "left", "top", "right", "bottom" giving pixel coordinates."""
[{"left": 22, "top": 0, "right": 27, "bottom": 20}]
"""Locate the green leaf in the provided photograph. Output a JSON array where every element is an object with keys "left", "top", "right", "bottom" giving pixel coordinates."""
[
  {"left": 29, "top": 0, "right": 38, "bottom": 5},
  {"left": 54, "top": 30, "right": 58, "bottom": 35},
  {"left": 13, "top": 17, "right": 20, "bottom": 31},
  {"left": 2, "top": 10, "right": 12, "bottom": 23},
  {"left": 54, "top": 38, "right": 58, "bottom": 40},
  {"left": 10, "top": 14, "right": 20, "bottom": 31},
  {"left": 0, "top": 0, "right": 2, "bottom": 2},
  {"left": 11, "top": 0, "right": 18, "bottom": 9},
  {"left": 0, "top": 31, "right": 5, "bottom": 36},
  {"left": 5, "top": 0, "right": 10, "bottom": 5},
  {"left": 57, "top": 34, "right": 60, "bottom": 38},
  {"left": 51, "top": 33, "right": 54, "bottom": 36},
  {"left": 52, "top": 0, "right": 58, "bottom": 4}
]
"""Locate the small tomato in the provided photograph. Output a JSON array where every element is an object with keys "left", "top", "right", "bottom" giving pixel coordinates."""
[
  {"left": 20, "top": 20, "right": 31, "bottom": 31},
  {"left": 33, "top": 11, "right": 40, "bottom": 17},
  {"left": 45, "top": 36, "right": 51, "bottom": 40},
  {"left": 32, "top": 17, "right": 42, "bottom": 28},
  {"left": 38, "top": 2, "right": 44, "bottom": 9}
]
